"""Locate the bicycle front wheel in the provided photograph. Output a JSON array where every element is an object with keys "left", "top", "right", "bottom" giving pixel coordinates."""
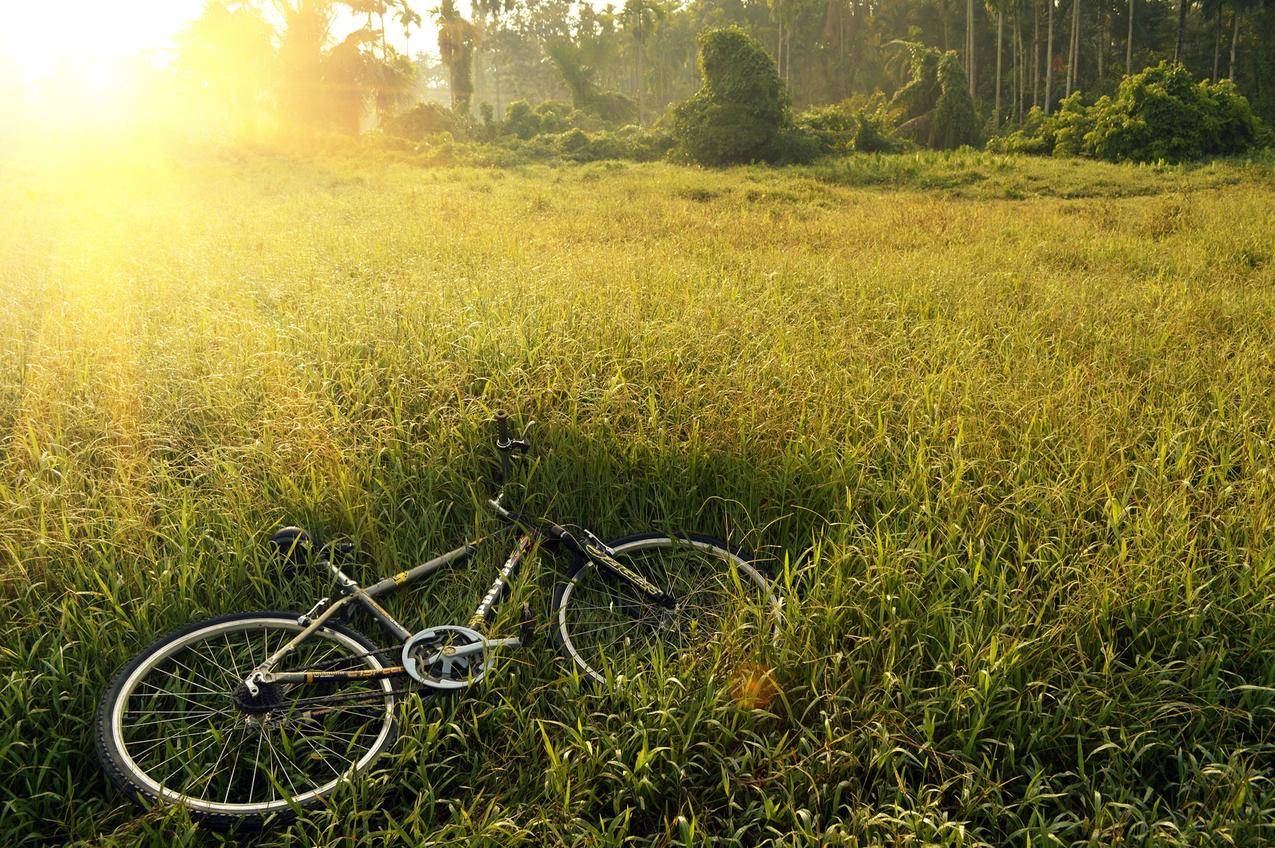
[
  {"left": 95, "top": 611, "right": 398, "bottom": 829},
  {"left": 553, "top": 533, "right": 782, "bottom": 685}
]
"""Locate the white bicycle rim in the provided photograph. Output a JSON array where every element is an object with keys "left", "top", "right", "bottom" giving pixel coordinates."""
[
  {"left": 110, "top": 616, "right": 395, "bottom": 816},
  {"left": 557, "top": 536, "right": 782, "bottom": 684}
]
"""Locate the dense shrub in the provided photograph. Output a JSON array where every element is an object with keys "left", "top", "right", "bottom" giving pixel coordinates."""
[
  {"left": 671, "top": 26, "right": 792, "bottom": 165},
  {"left": 796, "top": 95, "right": 908, "bottom": 155},
  {"left": 490, "top": 99, "right": 606, "bottom": 140},
  {"left": 989, "top": 62, "right": 1265, "bottom": 162},
  {"left": 890, "top": 43, "right": 979, "bottom": 150},
  {"left": 1088, "top": 64, "right": 1260, "bottom": 161},
  {"left": 989, "top": 106, "right": 1059, "bottom": 155},
  {"left": 531, "top": 99, "right": 575, "bottom": 134},
  {"left": 553, "top": 124, "right": 674, "bottom": 162},
  {"left": 545, "top": 39, "right": 639, "bottom": 125},
  {"left": 928, "top": 54, "right": 979, "bottom": 149},
  {"left": 383, "top": 101, "right": 468, "bottom": 141},
  {"left": 499, "top": 100, "right": 538, "bottom": 139}
]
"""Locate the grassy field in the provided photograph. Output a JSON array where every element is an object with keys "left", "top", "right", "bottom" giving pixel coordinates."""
[{"left": 1, "top": 143, "right": 1273, "bottom": 846}]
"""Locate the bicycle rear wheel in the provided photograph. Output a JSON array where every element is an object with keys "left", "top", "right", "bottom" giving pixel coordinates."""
[
  {"left": 95, "top": 611, "right": 398, "bottom": 829},
  {"left": 552, "top": 533, "right": 781, "bottom": 685}
]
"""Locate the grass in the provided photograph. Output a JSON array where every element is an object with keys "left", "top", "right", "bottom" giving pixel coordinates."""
[{"left": 0, "top": 142, "right": 1272, "bottom": 846}]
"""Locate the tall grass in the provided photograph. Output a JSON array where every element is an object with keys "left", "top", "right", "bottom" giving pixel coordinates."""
[{"left": 0, "top": 145, "right": 1272, "bottom": 846}]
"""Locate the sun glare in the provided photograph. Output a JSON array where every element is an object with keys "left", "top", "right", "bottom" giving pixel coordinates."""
[{"left": 1, "top": 1, "right": 205, "bottom": 90}]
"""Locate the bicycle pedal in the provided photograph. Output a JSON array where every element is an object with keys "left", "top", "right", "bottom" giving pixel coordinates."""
[{"left": 519, "top": 602, "right": 536, "bottom": 647}]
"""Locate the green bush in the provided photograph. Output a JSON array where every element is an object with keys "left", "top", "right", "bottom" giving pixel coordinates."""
[
  {"left": 987, "top": 106, "right": 1058, "bottom": 155},
  {"left": 929, "top": 54, "right": 979, "bottom": 150},
  {"left": 1087, "top": 64, "right": 1260, "bottom": 162},
  {"left": 492, "top": 99, "right": 609, "bottom": 141},
  {"left": 671, "top": 26, "right": 792, "bottom": 166},
  {"left": 988, "top": 62, "right": 1265, "bottom": 163},
  {"left": 796, "top": 95, "right": 908, "bottom": 156},
  {"left": 554, "top": 125, "right": 675, "bottom": 162},
  {"left": 890, "top": 43, "right": 979, "bottom": 150},
  {"left": 544, "top": 39, "right": 639, "bottom": 126},
  {"left": 533, "top": 100, "right": 575, "bottom": 134},
  {"left": 500, "top": 100, "right": 534, "bottom": 139},
  {"left": 384, "top": 101, "right": 468, "bottom": 141}
]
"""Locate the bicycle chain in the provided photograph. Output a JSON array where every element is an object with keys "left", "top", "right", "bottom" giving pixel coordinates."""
[
  {"left": 284, "top": 683, "right": 422, "bottom": 713},
  {"left": 307, "top": 643, "right": 404, "bottom": 673},
  {"left": 263, "top": 643, "right": 420, "bottom": 713}
]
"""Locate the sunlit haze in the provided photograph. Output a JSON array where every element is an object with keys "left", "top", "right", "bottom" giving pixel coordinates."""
[
  {"left": 0, "top": 1, "right": 423, "bottom": 101},
  {"left": 2, "top": 2, "right": 206, "bottom": 84}
]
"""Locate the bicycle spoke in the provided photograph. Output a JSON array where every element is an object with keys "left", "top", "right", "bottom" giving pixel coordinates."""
[
  {"left": 109, "top": 615, "right": 396, "bottom": 817},
  {"left": 247, "top": 729, "right": 265, "bottom": 804},
  {"left": 562, "top": 540, "right": 778, "bottom": 683}
]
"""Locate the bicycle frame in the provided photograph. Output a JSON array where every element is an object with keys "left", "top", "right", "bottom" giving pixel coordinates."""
[{"left": 243, "top": 495, "right": 671, "bottom": 693}]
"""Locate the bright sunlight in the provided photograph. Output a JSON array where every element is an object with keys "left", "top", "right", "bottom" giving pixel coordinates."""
[
  {"left": 1, "top": 2, "right": 203, "bottom": 84},
  {"left": 1, "top": 0, "right": 1272, "bottom": 846}
]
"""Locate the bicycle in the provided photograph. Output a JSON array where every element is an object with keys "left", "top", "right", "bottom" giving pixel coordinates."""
[{"left": 95, "top": 411, "right": 783, "bottom": 828}]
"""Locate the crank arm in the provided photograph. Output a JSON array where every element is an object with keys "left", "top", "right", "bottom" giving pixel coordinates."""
[{"left": 424, "top": 636, "right": 521, "bottom": 666}]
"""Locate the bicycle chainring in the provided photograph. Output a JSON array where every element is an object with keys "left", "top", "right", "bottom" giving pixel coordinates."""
[{"left": 401, "top": 625, "right": 490, "bottom": 690}]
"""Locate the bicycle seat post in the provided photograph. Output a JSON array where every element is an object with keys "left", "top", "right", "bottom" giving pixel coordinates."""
[{"left": 494, "top": 410, "right": 512, "bottom": 491}]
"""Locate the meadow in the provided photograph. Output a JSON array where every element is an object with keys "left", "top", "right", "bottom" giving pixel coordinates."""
[{"left": 0, "top": 143, "right": 1272, "bottom": 846}]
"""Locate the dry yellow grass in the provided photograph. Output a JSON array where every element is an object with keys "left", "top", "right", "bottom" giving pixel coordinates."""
[{"left": 1, "top": 144, "right": 1272, "bottom": 845}]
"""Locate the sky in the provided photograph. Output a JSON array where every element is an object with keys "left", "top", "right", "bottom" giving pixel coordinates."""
[
  {"left": 0, "top": 1, "right": 426, "bottom": 92},
  {"left": 2, "top": 1, "right": 207, "bottom": 84}
]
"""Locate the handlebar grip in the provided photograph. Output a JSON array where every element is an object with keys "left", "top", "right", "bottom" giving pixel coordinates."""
[{"left": 495, "top": 410, "right": 510, "bottom": 445}]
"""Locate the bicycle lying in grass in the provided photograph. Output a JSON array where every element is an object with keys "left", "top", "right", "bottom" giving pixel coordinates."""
[{"left": 96, "top": 412, "right": 783, "bottom": 828}]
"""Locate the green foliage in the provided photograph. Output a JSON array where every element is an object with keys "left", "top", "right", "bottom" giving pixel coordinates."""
[
  {"left": 889, "top": 41, "right": 941, "bottom": 125},
  {"left": 796, "top": 148, "right": 1274, "bottom": 198},
  {"left": 990, "top": 63, "right": 1267, "bottom": 163},
  {"left": 550, "top": 124, "right": 675, "bottom": 161},
  {"left": 670, "top": 26, "right": 791, "bottom": 166},
  {"left": 929, "top": 54, "right": 979, "bottom": 150},
  {"left": 529, "top": 99, "right": 578, "bottom": 133},
  {"left": 545, "top": 39, "right": 639, "bottom": 125},
  {"left": 501, "top": 99, "right": 540, "bottom": 139},
  {"left": 436, "top": 0, "right": 476, "bottom": 111},
  {"left": 794, "top": 95, "right": 909, "bottom": 156},
  {"left": 1087, "top": 65, "right": 1261, "bottom": 162},
  {"left": 1050, "top": 92, "right": 1100, "bottom": 156},
  {"left": 482, "top": 99, "right": 598, "bottom": 139},
  {"left": 986, "top": 106, "right": 1058, "bottom": 155},
  {"left": 384, "top": 101, "right": 467, "bottom": 141},
  {"left": 890, "top": 43, "right": 979, "bottom": 150}
]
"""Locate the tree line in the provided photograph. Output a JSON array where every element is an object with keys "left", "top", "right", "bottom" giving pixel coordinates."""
[{"left": 177, "top": 0, "right": 1275, "bottom": 137}]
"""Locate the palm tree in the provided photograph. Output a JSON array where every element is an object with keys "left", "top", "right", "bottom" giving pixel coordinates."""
[
  {"left": 769, "top": 0, "right": 794, "bottom": 84},
  {"left": 469, "top": 0, "right": 512, "bottom": 117},
  {"left": 1065, "top": 0, "right": 1079, "bottom": 97},
  {"left": 396, "top": 2, "right": 422, "bottom": 57},
  {"left": 1174, "top": 0, "right": 1189, "bottom": 62},
  {"left": 1044, "top": 0, "right": 1055, "bottom": 111},
  {"left": 1125, "top": 0, "right": 1134, "bottom": 75},
  {"left": 1228, "top": 0, "right": 1241, "bottom": 77},
  {"left": 1033, "top": 0, "right": 1041, "bottom": 107},
  {"left": 966, "top": 0, "right": 977, "bottom": 96},
  {"left": 1209, "top": 0, "right": 1223, "bottom": 77},
  {"left": 622, "top": 0, "right": 666, "bottom": 124},
  {"left": 435, "top": 0, "right": 474, "bottom": 111},
  {"left": 1095, "top": 1, "right": 1105, "bottom": 82},
  {"left": 988, "top": 0, "right": 1005, "bottom": 124}
]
